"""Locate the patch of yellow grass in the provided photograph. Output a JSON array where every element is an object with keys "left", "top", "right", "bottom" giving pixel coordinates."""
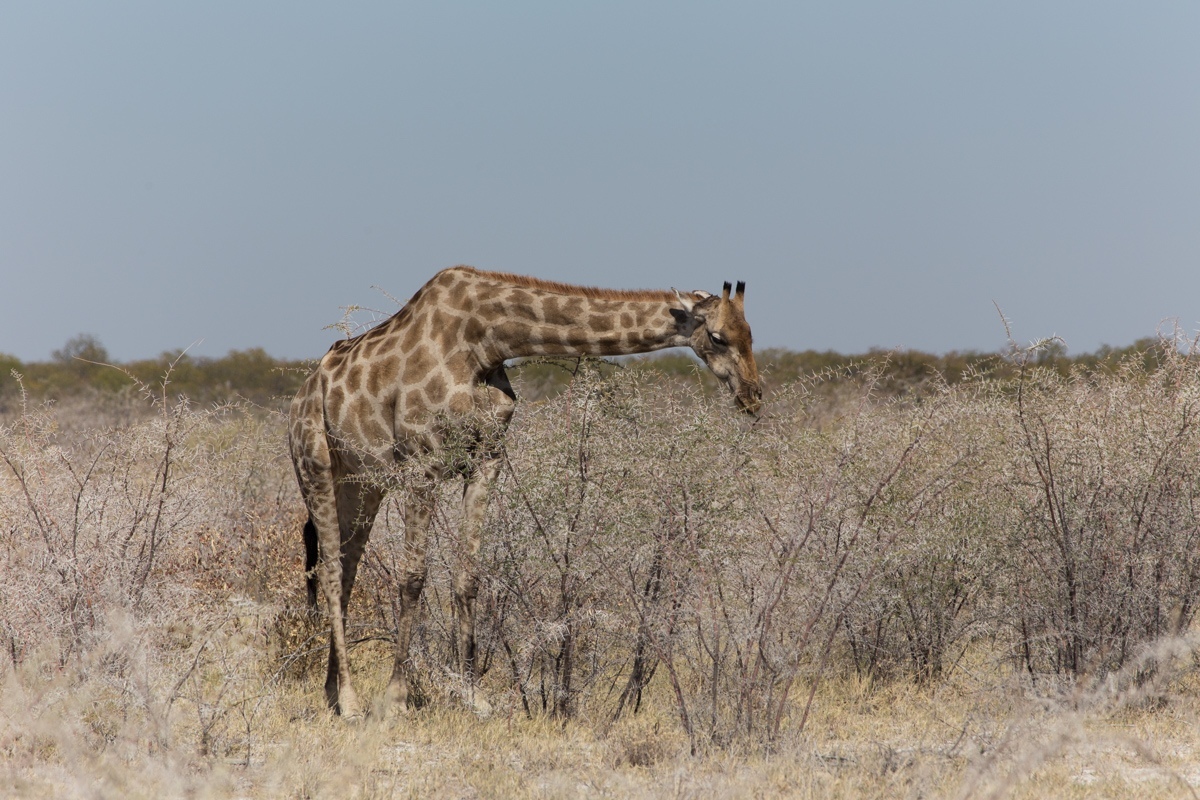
[{"left": 7, "top": 624, "right": 1200, "bottom": 798}]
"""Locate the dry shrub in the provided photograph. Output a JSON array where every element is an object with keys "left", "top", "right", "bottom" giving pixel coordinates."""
[
  {"left": 4, "top": 339, "right": 1200, "bottom": 795},
  {"left": 0, "top": 386, "right": 297, "bottom": 669},
  {"left": 443, "top": 361, "right": 996, "bottom": 748},
  {"left": 0, "top": 378, "right": 305, "bottom": 793},
  {"left": 337, "top": 346, "right": 1200, "bottom": 753},
  {"left": 998, "top": 341, "right": 1200, "bottom": 679}
]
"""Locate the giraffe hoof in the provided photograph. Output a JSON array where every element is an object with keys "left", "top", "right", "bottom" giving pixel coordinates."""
[
  {"left": 337, "top": 692, "right": 365, "bottom": 722},
  {"left": 378, "top": 678, "right": 418, "bottom": 718},
  {"left": 371, "top": 696, "right": 414, "bottom": 722},
  {"left": 461, "top": 690, "right": 493, "bottom": 718}
]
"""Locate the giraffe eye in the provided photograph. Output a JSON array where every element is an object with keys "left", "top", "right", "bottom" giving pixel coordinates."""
[{"left": 708, "top": 330, "right": 728, "bottom": 347}]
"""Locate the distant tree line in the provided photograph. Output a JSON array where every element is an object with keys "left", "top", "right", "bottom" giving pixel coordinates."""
[
  {"left": 0, "top": 334, "right": 311, "bottom": 410},
  {"left": 0, "top": 332, "right": 1182, "bottom": 413}
]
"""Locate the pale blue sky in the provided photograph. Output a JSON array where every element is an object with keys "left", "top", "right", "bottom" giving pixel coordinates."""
[{"left": 2, "top": 2, "right": 1198, "bottom": 362}]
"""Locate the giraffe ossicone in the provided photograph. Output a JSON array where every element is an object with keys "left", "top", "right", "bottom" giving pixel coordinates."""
[{"left": 289, "top": 266, "right": 761, "bottom": 719}]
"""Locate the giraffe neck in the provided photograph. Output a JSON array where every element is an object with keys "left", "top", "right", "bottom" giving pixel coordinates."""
[
  {"left": 485, "top": 293, "right": 685, "bottom": 363},
  {"left": 392, "top": 267, "right": 692, "bottom": 373}
]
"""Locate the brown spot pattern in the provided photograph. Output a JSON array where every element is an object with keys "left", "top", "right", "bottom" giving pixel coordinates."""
[
  {"left": 425, "top": 373, "right": 447, "bottom": 404},
  {"left": 403, "top": 347, "right": 434, "bottom": 384}
]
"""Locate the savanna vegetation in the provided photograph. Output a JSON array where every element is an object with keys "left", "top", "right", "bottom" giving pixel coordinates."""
[
  {"left": 3, "top": 331, "right": 1200, "bottom": 798},
  {"left": 0, "top": 331, "right": 1177, "bottom": 411}
]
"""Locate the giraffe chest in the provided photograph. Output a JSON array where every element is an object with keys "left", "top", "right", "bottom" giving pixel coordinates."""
[{"left": 322, "top": 346, "right": 508, "bottom": 446}]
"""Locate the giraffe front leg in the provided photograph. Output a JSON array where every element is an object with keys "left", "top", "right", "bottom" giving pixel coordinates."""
[
  {"left": 381, "top": 477, "right": 434, "bottom": 716},
  {"left": 453, "top": 455, "right": 501, "bottom": 716}
]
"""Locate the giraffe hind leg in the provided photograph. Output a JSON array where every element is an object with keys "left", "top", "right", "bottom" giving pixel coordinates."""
[
  {"left": 292, "top": 434, "right": 367, "bottom": 719},
  {"left": 289, "top": 374, "right": 373, "bottom": 720},
  {"left": 309, "top": 498, "right": 366, "bottom": 719},
  {"left": 322, "top": 480, "right": 382, "bottom": 718}
]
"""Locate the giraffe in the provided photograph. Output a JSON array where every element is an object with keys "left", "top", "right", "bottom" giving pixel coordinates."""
[{"left": 289, "top": 265, "right": 761, "bottom": 719}]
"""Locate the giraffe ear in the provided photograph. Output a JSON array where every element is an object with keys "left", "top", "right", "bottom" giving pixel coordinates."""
[{"left": 670, "top": 289, "right": 704, "bottom": 334}]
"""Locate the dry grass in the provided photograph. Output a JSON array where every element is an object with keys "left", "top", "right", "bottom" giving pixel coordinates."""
[
  {"left": 9, "top": 645, "right": 1200, "bottom": 798},
  {"left": 5, "top": 344, "right": 1200, "bottom": 798}
]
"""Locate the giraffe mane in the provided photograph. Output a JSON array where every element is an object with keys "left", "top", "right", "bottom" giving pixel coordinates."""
[{"left": 452, "top": 266, "right": 679, "bottom": 303}]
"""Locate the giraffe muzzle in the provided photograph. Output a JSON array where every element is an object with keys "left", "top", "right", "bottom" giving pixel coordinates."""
[{"left": 735, "top": 385, "right": 763, "bottom": 416}]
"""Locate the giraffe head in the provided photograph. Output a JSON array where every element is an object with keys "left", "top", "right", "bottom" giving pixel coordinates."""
[{"left": 673, "top": 281, "right": 762, "bottom": 415}]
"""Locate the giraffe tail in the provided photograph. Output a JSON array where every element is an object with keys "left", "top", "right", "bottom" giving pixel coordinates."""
[{"left": 303, "top": 516, "right": 320, "bottom": 609}]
